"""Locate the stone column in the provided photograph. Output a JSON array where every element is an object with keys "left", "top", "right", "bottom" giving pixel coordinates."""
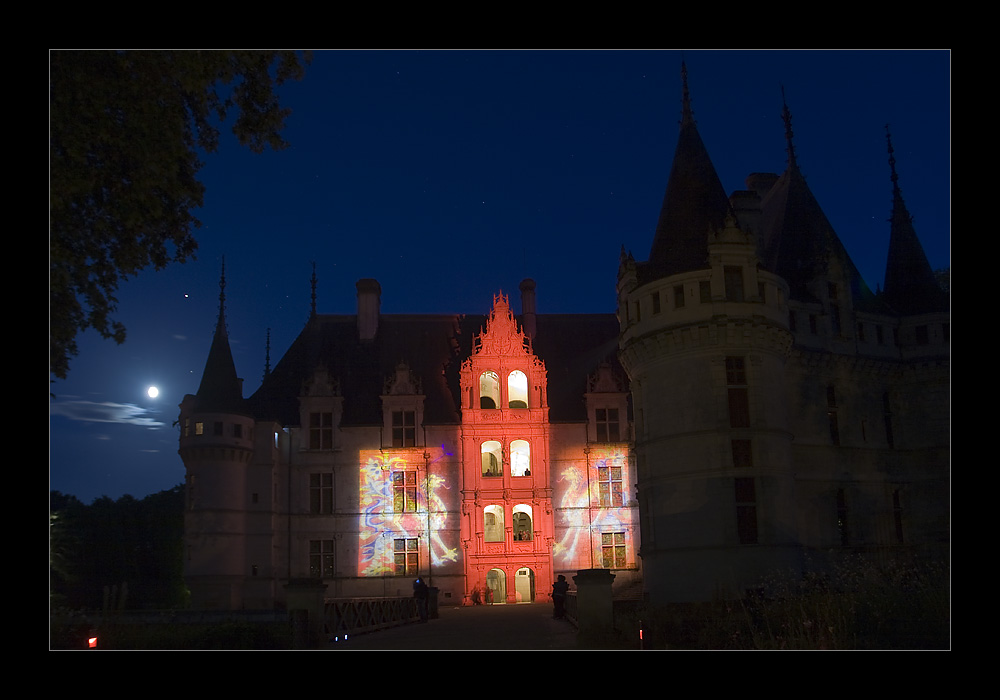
[
  {"left": 573, "top": 569, "right": 615, "bottom": 635},
  {"left": 284, "top": 578, "right": 328, "bottom": 648}
]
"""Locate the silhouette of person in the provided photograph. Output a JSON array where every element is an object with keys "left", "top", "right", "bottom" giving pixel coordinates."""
[
  {"left": 413, "top": 578, "right": 429, "bottom": 622},
  {"left": 551, "top": 574, "right": 569, "bottom": 619}
]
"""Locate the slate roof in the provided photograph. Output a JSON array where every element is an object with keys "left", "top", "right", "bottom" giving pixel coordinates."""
[{"left": 244, "top": 311, "right": 622, "bottom": 428}]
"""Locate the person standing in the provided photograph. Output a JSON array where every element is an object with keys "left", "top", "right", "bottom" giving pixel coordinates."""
[
  {"left": 551, "top": 574, "right": 569, "bottom": 619},
  {"left": 413, "top": 578, "right": 429, "bottom": 622}
]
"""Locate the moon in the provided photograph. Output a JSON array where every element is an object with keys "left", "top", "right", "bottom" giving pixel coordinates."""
[{"left": 147, "top": 386, "right": 159, "bottom": 399}]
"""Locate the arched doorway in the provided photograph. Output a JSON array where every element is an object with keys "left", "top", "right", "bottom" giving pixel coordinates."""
[
  {"left": 486, "top": 568, "right": 506, "bottom": 605},
  {"left": 515, "top": 567, "right": 535, "bottom": 603}
]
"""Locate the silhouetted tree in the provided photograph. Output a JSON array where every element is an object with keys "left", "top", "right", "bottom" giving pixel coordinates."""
[
  {"left": 49, "top": 486, "right": 186, "bottom": 610},
  {"left": 49, "top": 50, "right": 310, "bottom": 379}
]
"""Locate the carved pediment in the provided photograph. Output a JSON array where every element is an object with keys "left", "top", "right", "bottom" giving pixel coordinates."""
[
  {"left": 302, "top": 365, "right": 339, "bottom": 397},
  {"left": 473, "top": 293, "right": 532, "bottom": 357},
  {"left": 384, "top": 362, "right": 422, "bottom": 396},
  {"left": 588, "top": 362, "right": 624, "bottom": 393}
]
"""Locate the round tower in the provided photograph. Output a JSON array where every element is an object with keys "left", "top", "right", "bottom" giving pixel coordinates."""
[{"left": 177, "top": 262, "right": 256, "bottom": 609}]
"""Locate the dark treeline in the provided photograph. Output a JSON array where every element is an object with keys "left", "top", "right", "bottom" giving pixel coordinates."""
[{"left": 50, "top": 485, "right": 187, "bottom": 610}]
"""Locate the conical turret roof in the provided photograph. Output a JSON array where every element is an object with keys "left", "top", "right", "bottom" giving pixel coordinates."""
[
  {"left": 643, "top": 62, "right": 732, "bottom": 282},
  {"left": 881, "top": 126, "right": 949, "bottom": 315},
  {"left": 194, "top": 261, "right": 247, "bottom": 414},
  {"left": 759, "top": 93, "right": 884, "bottom": 312}
]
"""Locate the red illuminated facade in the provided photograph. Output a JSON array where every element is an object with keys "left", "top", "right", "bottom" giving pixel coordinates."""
[{"left": 459, "top": 293, "right": 553, "bottom": 604}]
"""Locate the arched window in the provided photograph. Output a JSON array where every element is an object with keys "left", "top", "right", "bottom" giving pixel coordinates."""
[
  {"left": 508, "top": 370, "right": 528, "bottom": 408},
  {"left": 513, "top": 504, "right": 533, "bottom": 540},
  {"left": 510, "top": 439, "right": 530, "bottom": 477},
  {"left": 484, "top": 505, "right": 504, "bottom": 542},
  {"left": 479, "top": 371, "right": 500, "bottom": 409},
  {"left": 481, "top": 440, "right": 502, "bottom": 477}
]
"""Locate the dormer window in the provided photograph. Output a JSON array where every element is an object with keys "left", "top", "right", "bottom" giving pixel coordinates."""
[
  {"left": 381, "top": 362, "right": 425, "bottom": 448},
  {"left": 309, "top": 412, "right": 334, "bottom": 450},
  {"left": 392, "top": 410, "right": 416, "bottom": 447},
  {"left": 596, "top": 408, "right": 621, "bottom": 442}
]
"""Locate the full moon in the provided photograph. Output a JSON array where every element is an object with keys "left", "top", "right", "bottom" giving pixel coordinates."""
[{"left": 147, "top": 386, "right": 159, "bottom": 399}]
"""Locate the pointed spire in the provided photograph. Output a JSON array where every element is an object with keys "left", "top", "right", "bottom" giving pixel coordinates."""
[
  {"left": 194, "top": 258, "right": 246, "bottom": 413},
  {"left": 310, "top": 261, "right": 317, "bottom": 320},
  {"left": 680, "top": 59, "right": 694, "bottom": 127},
  {"left": 644, "top": 61, "right": 732, "bottom": 280},
  {"left": 263, "top": 327, "right": 271, "bottom": 380},
  {"left": 882, "top": 125, "right": 948, "bottom": 314},
  {"left": 781, "top": 85, "right": 799, "bottom": 172}
]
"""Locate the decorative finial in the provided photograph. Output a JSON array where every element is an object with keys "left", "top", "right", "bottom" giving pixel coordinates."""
[
  {"left": 310, "top": 262, "right": 317, "bottom": 319},
  {"left": 781, "top": 85, "right": 798, "bottom": 171},
  {"left": 680, "top": 59, "right": 694, "bottom": 126},
  {"left": 886, "top": 123, "right": 900, "bottom": 193},
  {"left": 263, "top": 328, "right": 271, "bottom": 379}
]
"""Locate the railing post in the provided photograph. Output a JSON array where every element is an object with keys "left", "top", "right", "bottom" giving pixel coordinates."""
[{"left": 283, "top": 578, "right": 328, "bottom": 648}]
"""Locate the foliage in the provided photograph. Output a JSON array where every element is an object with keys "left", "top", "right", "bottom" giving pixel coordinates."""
[
  {"left": 49, "top": 50, "right": 309, "bottom": 379},
  {"left": 49, "top": 486, "right": 187, "bottom": 611},
  {"left": 617, "top": 553, "right": 949, "bottom": 650}
]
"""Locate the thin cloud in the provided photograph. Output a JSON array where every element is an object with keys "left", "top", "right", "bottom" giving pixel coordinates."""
[{"left": 49, "top": 400, "right": 166, "bottom": 429}]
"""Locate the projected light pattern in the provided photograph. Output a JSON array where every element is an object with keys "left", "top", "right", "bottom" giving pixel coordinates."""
[
  {"left": 553, "top": 446, "right": 633, "bottom": 569},
  {"left": 358, "top": 450, "right": 457, "bottom": 577}
]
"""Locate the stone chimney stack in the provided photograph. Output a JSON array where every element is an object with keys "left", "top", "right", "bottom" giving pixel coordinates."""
[
  {"left": 356, "top": 278, "right": 381, "bottom": 341},
  {"left": 519, "top": 278, "right": 537, "bottom": 340}
]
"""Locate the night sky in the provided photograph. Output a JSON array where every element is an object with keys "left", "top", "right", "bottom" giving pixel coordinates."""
[{"left": 49, "top": 49, "right": 951, "bottom": 504}]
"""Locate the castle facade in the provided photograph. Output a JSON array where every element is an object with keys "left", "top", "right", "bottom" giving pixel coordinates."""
[{"left": 178, "top": 67, "right": 949, "bottom": 609}]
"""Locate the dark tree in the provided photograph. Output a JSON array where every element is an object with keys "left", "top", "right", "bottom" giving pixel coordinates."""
[{"left": 49, "top": 50, "right": 309, "bottom": 379}]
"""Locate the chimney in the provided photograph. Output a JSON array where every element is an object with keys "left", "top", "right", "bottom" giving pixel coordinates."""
[
  {"left": 519, "top": 278, "right": 537, "bottom": 339},
  {"left": 356, "top": 278, "right": 381, "bottom": 341}
]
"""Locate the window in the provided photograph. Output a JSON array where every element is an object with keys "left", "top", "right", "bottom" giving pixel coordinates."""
[
  {"left": 479, "top": 371, "right": 500, "bottom": 409},
  {"left": 598, "top": 462, "right": 624, "bottom": 507},
  {"left": 724, "top": 266, "right": 744, "bottom": 302},
  {"left": 393, "top": 538, "right": 418, "bottom": 576},
  {"left": 482, "top": 441, "right": 502, "bottom": 477},
  {"left": 596, "top": 407, "right": 621, "bottom": 442},
  {"left": 731, "top": 439, "right": 752, "bottom": 468},
  {"left": 513, "top": 510, "right": 533, "bottom": 540},
  {"left": 758, "top": 282, "right": 766, "bottom": 303},
  {"left": 809, "top": 314, "right": 818, "bottom": 334},
  {"left": 392, "top": 410, "right": 416, "bottom": 447},
  {"left": 651, "top": 292, "right": 661, "bottom": 314},
  {"left": 883, "top": 392, "right": 894, "bottom": 449},
  {"left": 827, "top": 386, "right": 840, "bottom": 445},
  {"left": 309, "top": 412, "right": 333, "bottom": 450},
  {"left": 674, "top": 284, "right": 685, "bottom": 308},
  {"left": 601, "top": 532, "right": 626, "bottom": 568},
  {"left": 735, "top": 478, "right": 758, "bottom": 545},
  {"left": 310, "top": 473, "right": 333, "bottom": 514},
  {"left": 484, "top": 505, "right": 504, "bottom": 542},
  {"left": 508, "top": 370, "right": 528, "bottom": 408},
  {"left": 699, "top": 280, "right": 711, "bottom": 303},
  {"left": 511, "top": 440, "right": 530, "bottom": 477},
  {"left": 726, "top": 357, "right": 749, "bottom": 428},
  {"left": 857, "top": 322, "right": 866, "bottom": 342},
  {"left": 392, "top": 470, "right": 418, "bottom": 513},
  {"left": 233, "top": 423, "right": 243, "bottom": 439},
  {"left": 309, "top": 539, "right": 335, "bottom": 578},
  {"left": 916, "top": 325, "right": 929, "bottom": 345},
  {"left": 831, "top": 306, "right": 842, "bottom": 335},
  {"left": 789, "top": 311, "right": 797, "bottom": 332},
  {"left": 213, "top": 421, "right": 223, "bottom": 436},
  {"left": 876, "top": 325, "right": 884, "bottom": 345},
  {"left": 195, "top": 421, "right": 204, "bottom": 436},
  {"left": 893, "top": 489, "right": 904, "bottom": 543},
  {"left": 836, "top": 489, "right": 849, "bottom": 546}
]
